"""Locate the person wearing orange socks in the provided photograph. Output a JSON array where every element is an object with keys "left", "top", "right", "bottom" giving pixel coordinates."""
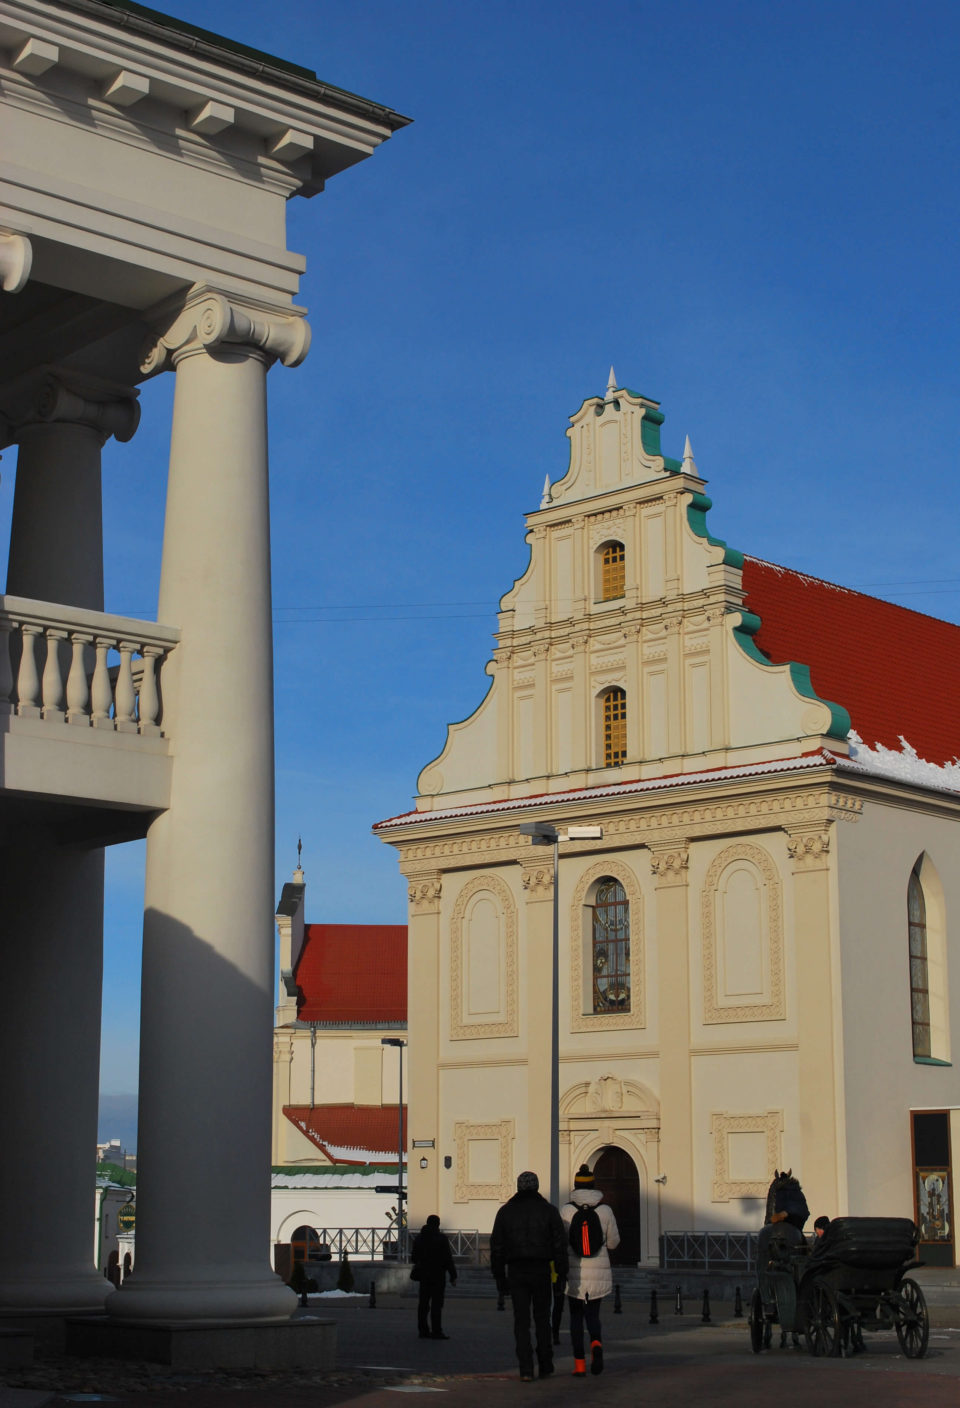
[{"left": 561, "top": 1164, "right": 620, "bottom": 1376}]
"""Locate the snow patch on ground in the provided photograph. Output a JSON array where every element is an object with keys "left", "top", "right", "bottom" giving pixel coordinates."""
[{"left": 845, "top": 732, "right": 960, "bottom": 793}]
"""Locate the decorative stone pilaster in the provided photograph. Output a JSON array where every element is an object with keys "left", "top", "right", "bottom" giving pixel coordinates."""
[
  {"left": 785, "top": 826, "right": 831, "bottom": 871},
  {"left": 520, "top": 860, "right": 554, "bottom": 899},
  {"left": 408, "top": 871, "right": 443, "bottom": 914},
  {"left": 785, "top": 820, "right": 840, "bottom": 1214},
  {"left": 650, "top": 839, "right": 694, "bottom": 1227},
  {"left": 649, "top": 845, "right": 690, "bottom": 885}
]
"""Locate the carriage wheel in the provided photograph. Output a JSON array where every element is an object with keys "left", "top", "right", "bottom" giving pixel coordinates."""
[
  {"left": 749, "top": 1288, "right": 765, "bottom": 1353},
  {"left": 895, "top": 1278, "right": 929, "bottom": 1359},
  {"left": 803, "top": 1283, "right": 842, "bottom": 1357}
]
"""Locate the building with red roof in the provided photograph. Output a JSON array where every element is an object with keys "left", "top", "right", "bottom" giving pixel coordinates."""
[
  {"left": 375, "top": 374, "right": 960, "bottom": 1268},
  {"left": 270, "top": 868, "right": 410, "bottom": 1256}
]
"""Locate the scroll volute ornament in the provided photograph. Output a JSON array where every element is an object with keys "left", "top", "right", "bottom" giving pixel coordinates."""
[{"left": 141, "top": 287, "right": 311, "bottom": 375}]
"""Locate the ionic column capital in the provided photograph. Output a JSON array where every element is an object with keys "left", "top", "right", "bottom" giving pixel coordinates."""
[
  {"left": 0, "top": 232, "right": 32, "bottom": 294},
  {"left": 1, "top": 369, "right": 140, "bottom": 448},
  {"left": 141, "top": 287, "right": 311, "bottom": 376}
]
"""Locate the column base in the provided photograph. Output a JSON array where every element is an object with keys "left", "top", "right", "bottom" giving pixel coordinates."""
[
  {"left": 66, "top": 1314, "right": 335, "bottom": 1369},
  {"left": 106, "top": 1273, "right": 296, "bottom": 1323},
  {"left": 0, "top": 1269, "right": 109, "bottom": 1316}
]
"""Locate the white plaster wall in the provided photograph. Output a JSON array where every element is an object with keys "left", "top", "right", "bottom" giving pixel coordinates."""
[
  {"left": 835, "top": 797, "right": 960, "bottom": 1226},
  {"left": 271, "top": 1186, "right": 396, "bottom": 1244}
]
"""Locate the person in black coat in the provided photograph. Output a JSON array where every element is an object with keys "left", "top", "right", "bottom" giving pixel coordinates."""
[
  {"left": 490, "top": 1171, "right": 568, "bottom": 1381},
  {"left": 411, "top": 1214, "right": 457, "bottom": 1339}
]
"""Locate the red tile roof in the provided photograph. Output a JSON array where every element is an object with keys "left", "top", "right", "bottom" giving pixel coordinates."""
[
  {"left": 283, "top": 1104, "right": 407, "bottom": 1164},
  {"left": 741, "top": 557, "right": 960, "bottom": 765},
  {"left": 294, "top": 924, "right": 407, "bottom": 1023}
]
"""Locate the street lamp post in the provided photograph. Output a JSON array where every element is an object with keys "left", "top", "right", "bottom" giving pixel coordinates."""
[
  {"left": 519, "top": 822, "right": 603, "bottom": 1208},
  {"left": 381, "top": 1037, "right": 407, "bottom": 1254}
]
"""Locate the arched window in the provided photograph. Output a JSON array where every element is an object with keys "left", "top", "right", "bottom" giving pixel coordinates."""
[
  {"left": 599, "top": 541, "right": 625, "bottom": 601},
  {"left": 909, "top": 865, "right": 930, "bottom": 1058},
  {"left": 592, "top": 879, "right": 630, "bottom": 1013},
  {"left": 291, "top": 1224, "right": 321, "bottom": 1265},
  {"left": 602, "top": 688, "right": 627, "bottom": 766}
]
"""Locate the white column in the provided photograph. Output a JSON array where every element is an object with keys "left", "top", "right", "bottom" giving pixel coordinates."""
[
  {"left": 107, "top": 289, "right": 308, "bottom": 1322},
  {"left": 0, "top": 375, "right": 137, "bottom": 1317}
]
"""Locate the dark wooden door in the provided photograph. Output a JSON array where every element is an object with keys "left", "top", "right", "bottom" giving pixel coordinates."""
[{"left": 593, "top": 1146, "right": 640, "bottom": 1265}]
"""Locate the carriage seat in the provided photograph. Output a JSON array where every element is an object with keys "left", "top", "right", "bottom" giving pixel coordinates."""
[{"left": 810, "top": 1217, "right": 917, "bottom": 1269}]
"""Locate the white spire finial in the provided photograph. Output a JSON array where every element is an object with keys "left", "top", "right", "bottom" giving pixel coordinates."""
[
  {"left": 606, "top": 366, "right": 617, "bottom": 400},
  {"left": 682, "top": 435, "right": 697, "bottom": 474},
  {"left": 540, "top": 473, "right": 551, "bottom": 508}
]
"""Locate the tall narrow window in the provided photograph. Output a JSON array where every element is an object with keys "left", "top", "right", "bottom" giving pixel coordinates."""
[
  {"left": 600, "top": 541, "right": 626, "bottom": 601},
  {"left": 909, "top": 865, "right": 931, "bottom": 1059},
  {"left": 592, "top": 879, "right": 630, "bottom": 1012},
  {"left": 602, "top": 688, "right": 627, "bottom": 766}
]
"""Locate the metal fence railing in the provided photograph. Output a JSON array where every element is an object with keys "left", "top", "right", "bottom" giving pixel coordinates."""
[
  {"left": 661, "top": 1231, "right": 759, "bottom": 1270},
  {"left": 301, "top": 1228, "right": 481, "bottom": 1264}
]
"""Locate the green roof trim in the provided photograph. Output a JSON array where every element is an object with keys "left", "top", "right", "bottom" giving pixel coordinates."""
[
  {"left": 731, "top": 612, "right": 852, "bottom": 742},
  {"left": 685, "top": 491, "right": 744, "bottom": 568},
  {"left": 272, "top": 1164, "right": 397, "bottom": 1176},
  {"left": 662, "top": 455, "right": 683, "bottom": 474},
  {"left": 914, "top": 1056, "right": 953, "bottom": 1067},
  {"left": 640, "top": 413, "right": 662, "bottom": 457}
]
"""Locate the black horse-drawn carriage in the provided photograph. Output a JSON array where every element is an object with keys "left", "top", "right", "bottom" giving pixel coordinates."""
[{"left": 749, "top": 1173, "right": 929, "bottom": 1359}]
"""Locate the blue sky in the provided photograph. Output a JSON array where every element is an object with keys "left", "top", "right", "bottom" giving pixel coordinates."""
[{"left": 17, "top": 0, "right": 960, "bottom": 1102}]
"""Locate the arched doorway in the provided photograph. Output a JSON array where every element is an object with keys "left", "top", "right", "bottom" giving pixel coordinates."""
[{"left": 593, "top": 1146, "right": 640, "bottom": 1265}]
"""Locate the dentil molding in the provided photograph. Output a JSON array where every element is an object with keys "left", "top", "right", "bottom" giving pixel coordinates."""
[{"left": 141, "top": 286, "right": 310, "bottom": 374}]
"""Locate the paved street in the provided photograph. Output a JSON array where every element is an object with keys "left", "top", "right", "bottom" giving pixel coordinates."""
[{"left": 4, "top": 1292, "right": 960, "bottom": 1408}]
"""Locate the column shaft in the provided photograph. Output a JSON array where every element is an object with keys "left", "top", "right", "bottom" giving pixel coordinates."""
[
  {"left": 0, "top": 419, "right": 108, "bottom": 1315},
  {"left": 0, "top": 849, "right": 107, "bottom": 1311},
  {"left": 108, "top": 345, "right": 293, "bottom": 1321}
]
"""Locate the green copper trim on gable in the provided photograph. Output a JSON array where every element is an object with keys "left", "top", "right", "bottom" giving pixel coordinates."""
[
  {"left": 685, "top": 492, "right": 744, "bottom": 568},
  {"left": 731, "top": 612, "right": 851, "bottom": 742},
  {"left": 662, "top": 455, "right": 683, "bottom": 474},
  {"left": 914, "top": 1056, "right": 953, "bottom": 1067},
  {"left": 640, "top": 413, "right": 663, "bottom": 457}
]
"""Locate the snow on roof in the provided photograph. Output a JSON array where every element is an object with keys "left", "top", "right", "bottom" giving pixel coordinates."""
[
  {"left": 272, "top": 1168, "right": 396, "bottom": 1189},
  {"left": 375, "top": 750, "right": 841, "bottom": 829}
]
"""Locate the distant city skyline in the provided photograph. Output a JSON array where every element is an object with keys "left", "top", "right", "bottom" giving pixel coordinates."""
[{"left": 12, "top": 0, "right": 952, "bottom": 1100}]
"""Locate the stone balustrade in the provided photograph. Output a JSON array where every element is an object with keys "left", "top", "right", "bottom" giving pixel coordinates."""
[{"left": 0, "top": 596, "right": 179, "bottom": 735}]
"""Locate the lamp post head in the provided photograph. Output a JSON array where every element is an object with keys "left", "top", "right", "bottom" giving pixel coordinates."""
[
  {"left": 381, "top": 1037, "right": 407, "bottom": 1048},
  {"left": 519, "top": 821, "right": 558, "bottom": 845}
]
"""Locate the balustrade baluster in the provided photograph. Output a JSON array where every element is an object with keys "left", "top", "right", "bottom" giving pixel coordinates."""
[
  {"left": 91, "top": 638, "right": 114, "bottom": 728},
  {"left": 0, "top": 620, "right": 13, "bottom": 714},
  {"left": 115, "top": 642, "right": 138, "bottom": 733},
  {"left": 138, "top": 646, "right": 162, "bottom": 735},
  {"left": 41, "top": 629, "right": 67, "bottom": 722},
  {"left": 17, "top": 624, "right": 41, "bottom": 718},
  {"left": 66, "top": 632, "right": 92, "bottom": 725}
]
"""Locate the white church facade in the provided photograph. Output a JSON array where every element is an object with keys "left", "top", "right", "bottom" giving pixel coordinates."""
[{"left": 376, "top": 372, "right": 960, "bottom": 1266}]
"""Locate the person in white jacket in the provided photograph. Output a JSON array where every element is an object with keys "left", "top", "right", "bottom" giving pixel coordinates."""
[{"left": 560, "top": 1164, "right": 620, "bottom": 1376}]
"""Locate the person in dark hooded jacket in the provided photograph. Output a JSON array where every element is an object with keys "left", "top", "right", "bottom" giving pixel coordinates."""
[
  {"left": 411, "top": 1215, "right": 457, "bottom": 1339},
  {"left": 490, "top": 1171, "right": 568, "bottom": 1381}
]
